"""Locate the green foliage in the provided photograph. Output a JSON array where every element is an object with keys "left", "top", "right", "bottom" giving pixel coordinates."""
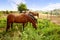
[
  {"left": 0, "top": 17, "right": 6, "bottom": 28},
  {"left": 6, "top": 10, "right": 9, "bottom": 14},
  {"left": 10, "top": 11, "right": 13, "bottom": 13},
  {"left": 0, "top": 11, "right": 3, "bottom": 16},
  {"left": 43, "top": 12, "right": 48, "bottom": 14},
  {"left": 0, "top": 18, "right": 60, "bottom": 40},
  {"left": 17, "top": 3, "right": 27, "bottom": 13},
  {"left": 21, "top": 19, "right": 60, "bottom": 40}
]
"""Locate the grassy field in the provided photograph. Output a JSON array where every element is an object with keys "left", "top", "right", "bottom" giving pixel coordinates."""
[{"left": 0, "top": 14, "right": 60, "bottom": 40}]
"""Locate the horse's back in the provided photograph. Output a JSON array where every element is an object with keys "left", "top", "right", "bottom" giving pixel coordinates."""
[{"left": 7, "top": 13, "right": 28, "bottom": 23}]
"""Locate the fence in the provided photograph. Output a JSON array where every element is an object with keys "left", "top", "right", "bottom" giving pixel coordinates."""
[{"left": 39, "top": 11, "right": 60, "bottom": 25}]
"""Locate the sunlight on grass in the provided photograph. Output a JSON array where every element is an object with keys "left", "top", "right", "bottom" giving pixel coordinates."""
[{"left": 0, "top": 18, "right": 60, "bottom": 40}]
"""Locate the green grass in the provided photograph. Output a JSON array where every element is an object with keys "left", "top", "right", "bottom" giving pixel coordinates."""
[
  {"left": 21, "top": 19, "right": 60, "bottom": 40},
  {"left": 0, "top": 17, "right": 7, "bottom": 28},
  {"left": 0, "top": 18, "right": 60, "bottom": 40}
]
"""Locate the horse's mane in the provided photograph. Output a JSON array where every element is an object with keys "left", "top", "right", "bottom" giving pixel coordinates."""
[{"left": 28, "top": 13, "right": 37, "bottom": 22}]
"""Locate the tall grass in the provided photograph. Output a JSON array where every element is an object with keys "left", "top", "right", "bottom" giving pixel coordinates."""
[{"left": 0, "top": 18, "right": 60, "bottom": 40}]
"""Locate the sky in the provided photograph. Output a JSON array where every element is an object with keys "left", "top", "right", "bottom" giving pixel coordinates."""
[{"left": 0, "top": 0, "right": 60, "bottom": 11}]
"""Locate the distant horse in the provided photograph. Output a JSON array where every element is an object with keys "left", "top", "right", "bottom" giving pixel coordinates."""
[
  {"left": 6, "top": 13, "right": 37, "bottom": 32},
  {"left": 29, "top": 11, "right": 39, "bottom": 18}
]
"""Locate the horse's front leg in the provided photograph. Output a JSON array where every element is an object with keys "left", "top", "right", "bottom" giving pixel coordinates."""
[
  {"left": 11, "top": 23, "right": 13, "bottom": 29},
  {"left": 23, "top": 23, "right": 25, "bottom": 30}
]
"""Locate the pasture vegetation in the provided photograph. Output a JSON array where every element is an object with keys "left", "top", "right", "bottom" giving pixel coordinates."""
[{"left": 0, "top": 16, "right": 60, "bottom": 40}]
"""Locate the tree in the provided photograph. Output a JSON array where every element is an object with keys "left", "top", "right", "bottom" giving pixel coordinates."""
[
  {"left": 10, "top": 11, "right": 13, "bottom": 13},
  {"left": 6, "top": 10, "right": 9, "bottom": 14},
  {"left": 17, "top": 3, "right": 27, "bottom": 13}
]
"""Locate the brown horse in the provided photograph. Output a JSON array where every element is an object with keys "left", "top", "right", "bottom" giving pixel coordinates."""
[{"left": 6, "top": 13, "right": 37, "bottom": 32}]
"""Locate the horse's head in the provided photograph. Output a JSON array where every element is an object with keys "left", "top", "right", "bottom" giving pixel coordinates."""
[{"left": 26, "top": 13, "right": 37, "bottom": 29}]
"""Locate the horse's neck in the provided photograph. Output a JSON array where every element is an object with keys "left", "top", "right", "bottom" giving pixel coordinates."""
[{"left": 28, "top": 14, "right": 36, "bottom": 20}]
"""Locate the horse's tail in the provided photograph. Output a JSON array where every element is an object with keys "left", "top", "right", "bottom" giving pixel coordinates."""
[{"left": 6, "top": 18, "right": 10, "bottom": 32}]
